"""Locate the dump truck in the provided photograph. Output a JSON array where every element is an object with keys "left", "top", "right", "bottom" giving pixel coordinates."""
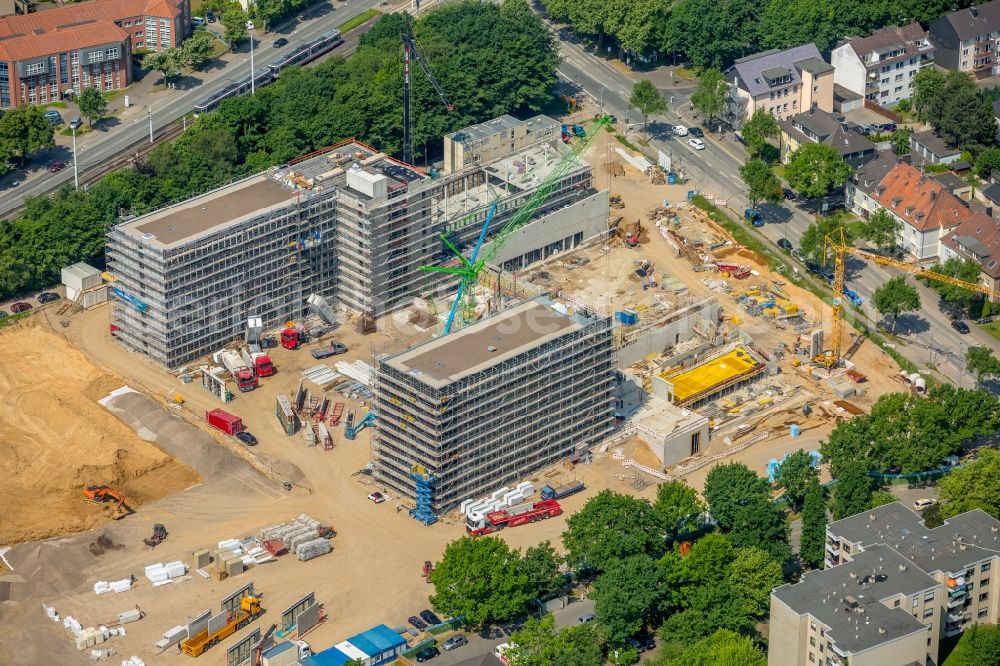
[
  {"left": 281, "top": 327, "right": 300, "bottom": 350},
  {"left": 206, "top": 408, "right": 243, "bottom": 436},
  {"left": 466, "top": 499, "right": 562, "bottom": 536},
  {"left": 540, "top": 479, "right": 584, "bottom": 501},
  {"left": 181, "top": 595, "right": 264, "bottom": 657},
  {"left": 241, "top": 347, "right": 274, "bottom": 378},
  {"left": 221, "top": 350, "right": 257, "bottom": 392}
]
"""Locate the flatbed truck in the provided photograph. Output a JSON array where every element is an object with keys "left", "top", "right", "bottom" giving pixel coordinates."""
[
  {"left": 540, "top": 479, "right": 584, "bottom": 501},
  {"left": 181, "top": 596, "right": 264, "bottom": 657},
  {"left": 466, "top": 499, "right": 562, "bottom": 536}
]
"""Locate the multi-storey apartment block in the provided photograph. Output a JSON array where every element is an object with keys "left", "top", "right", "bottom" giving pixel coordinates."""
[
  {"left": 930, "top": 0, "right": 1000, "bottom": 78},
  {"left": 831, "top": 23, "right": 935, "bottom": 106}
]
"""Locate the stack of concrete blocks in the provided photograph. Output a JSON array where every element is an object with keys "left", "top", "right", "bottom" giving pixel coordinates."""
[
  {"left": 74, "top": 625, "right": 126, "bottom": 651},
  {"left": 89, "top": 648, "right": 117, "bottom": 660},
  {"left": 296, "top": 538, "right": 331, "bottom": 561},
  {"left": 117, "top": 609, "right": 143, "bottom": 625},
  {"left": 192, "top": 548, "right": 211, "bottom": 570},
  {"left": 144, "top": 561, "right": 186, "bottom": 585},
  {"left": 243, "top": 541, "right": 272, "bottom": 565},
  {"left": 122, "top": 657, "right": 146, "bottom": 666},
  {"left": 93, "top": 578, "right": 132, "bottom": 595},
  {"left": 502, "top": 482, "right": 535, "bottom": 507},
  {"left": 43, "top": 605, "right": 61, "bottom": 623},
  {"left": 154, "top": 625, "right": 187, "bottom": 650}
]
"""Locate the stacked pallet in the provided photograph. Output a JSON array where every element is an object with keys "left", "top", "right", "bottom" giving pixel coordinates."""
[{"left": 258, "top": 513, "right": 333, "bottom": 562}]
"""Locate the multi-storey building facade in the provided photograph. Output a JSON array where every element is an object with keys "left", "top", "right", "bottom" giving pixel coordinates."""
[
  {"left": 831, "top": 23, "right": 934, "bottom": 106},
  {"left": 373, "top": 296, "right": 616, "bottom": 514},
  {"left": 443, "top": 114, "right": 560, "bottom": 174},
  {"left": 107, "top": 129, "right": 608, "bottom": 367},
  {"left": 0, "top": 0, "right": 189, "bottom": 108},
  {"left": 723, "top": 43, "right": 834, "bottom": 127},
  {"left": 770, "top": 502, "right": 1000, "bottom": 666},
  {"left": 930, "top": 0, "right": 1000, "bottom": 78}
]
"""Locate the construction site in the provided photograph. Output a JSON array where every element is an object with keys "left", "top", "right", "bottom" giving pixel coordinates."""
[{"left": 0, "top": 101, "right": 914, "bottom": 665}]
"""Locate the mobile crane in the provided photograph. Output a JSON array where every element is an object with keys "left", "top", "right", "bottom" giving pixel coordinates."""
[
  {"left": 816, "top": 228, "right": 998, "bottom": 368},
  {"left": 402, "top": 30, "right": 453, "bottom": 165}
]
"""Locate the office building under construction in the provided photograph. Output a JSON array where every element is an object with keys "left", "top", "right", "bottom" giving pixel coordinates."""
[{"left": 373, "top": 297, "right": 616, "bottom": 516}]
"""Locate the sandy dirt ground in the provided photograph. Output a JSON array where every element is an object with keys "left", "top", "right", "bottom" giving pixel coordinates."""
[{"left": 0, "top": 318, "right": 199, "bottom": 545}]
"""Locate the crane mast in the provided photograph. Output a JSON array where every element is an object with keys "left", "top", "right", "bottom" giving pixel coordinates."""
[{"left": 402, "top": 32, "right": 452, "bottom": 165}]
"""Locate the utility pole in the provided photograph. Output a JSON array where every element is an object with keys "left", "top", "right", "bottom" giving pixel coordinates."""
[
  {"left": 147, "top": 106, "right": 153, "bottom": 144},
  {"left": 402, "top": 37, "right": 411, "bottom": 164},
  {"left": 250, "top": 32, "right": 256, "bottom": 94},
  {"left": 72, "top": 125, "right": 79, "bottom": 189}
]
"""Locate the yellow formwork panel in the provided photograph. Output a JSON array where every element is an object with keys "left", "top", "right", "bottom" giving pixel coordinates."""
[{"left": 663, "top": 347, "right": 760, "bottom": 403}]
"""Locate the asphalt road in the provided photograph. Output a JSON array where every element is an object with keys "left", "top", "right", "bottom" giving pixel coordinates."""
[
  {"left": 553, "top": 30, "right": 995, "bottom": 386},
  {"left": 0, "top": 0, "right": 383, "bottom": 218}
]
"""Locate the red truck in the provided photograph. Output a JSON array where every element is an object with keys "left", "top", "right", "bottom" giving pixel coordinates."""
[
  {"left": 281, "top": 328, "right": 300, "bottom": 350},
  {"left": 241, "top": 348, "right": 274, "bottom": 378},
  {"left": 466, "top": 499, "right": 562, "bottom": 536},
  {"left": 206, "top": 408, "right": 243, "bottom": 436},
  {"left": 221, "top": 350, "right": 257, "bottom": 392}
]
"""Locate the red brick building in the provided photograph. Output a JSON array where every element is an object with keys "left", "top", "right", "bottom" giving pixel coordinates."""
[{"left": 0, "top": 0, "right": 190, "bottom": 108}]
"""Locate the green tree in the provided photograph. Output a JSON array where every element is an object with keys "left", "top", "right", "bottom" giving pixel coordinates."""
[
  {"left": 739, "top": 158, "right": 783, "bottom": 209},
  {"left": 703, "top": 462, "right": 770, "bottom": 530},
  {"left": 833, "top": 462, "right": 874, "bottom": 520},
  {"left": 939, "top": 449, "right": 1000, "bottom": 519},
  {"left": 663, "top": 533, "right": 735, "bottom": 609},
  {"left": 691, "top": 68, "right": 727, "bottom": 122},
  {"left": 976, "top": 146, "right": 1000, "bottom": 182},
  {"left": 727, "top": 498, "right": 792, "bottom": 563},
  {"left": 77, "top": 87, "right": 108, "bottom": 129},
  {"left": 890, "top": 127, "right": 912, "bottom": 156},
  {"left": 936, "top": 72, "right": 997, "bottom": 151},
  {"left": 0, "top": 105, "right": 54, "bottom": 167},
  {"left": 222, "top": 10, "right": 250, "bottom": 48},
  {"left": 562, "top": 490, "right": 663, "bottom": 573},
  {"left": 799, "top": 479, "right": 827, "bottom": 569},
  {"left": 944, "top": 623, "right": 1000, "bottom": 666},
  {"left": 659, "top": 629, "right": 767, "bottom": 666},
  {"left": 628, "top": 79, "right": 667, "bottom": 136},
  {"left": 966, "top": 346, "right": 1000, "bottom": 386},
  {"left": 592, "top": 554, "right": 667, "bottom": 644},
  {"left": 913, "top": 68, "right": 946, "bottom": 125},
  {"left": 507, "top": 614, "right": 604, "bottom": 666},
  {"left": 658, "top": 581, "right": 753, "bottom": 645},
  {"left": 785, "top": 143, "right": 852, "bottom": 199},
  {"left": 925, "top": 256, "right": 982, "bottom": 312},
  {"left": 653, "top": 479, "right": 706, "bottom": 541},
  {"left": 868, "top": 489, "right": 897, "bottom": 509},
  {"left": 773, "top": 448, "right": 820, "bottom": 510},
  {"left": 521, "top": 541, "right": 565, "bottom": 598},
  {"left": 861, "top": 208, "right": 900, "bottom": 251},
  {"left": 741, "top": 108, "right": 780, "bottom": 160},
  {"left": 661, "top": 0, "right": 759, "bottom": 69},
  {"left": 142, "top": 48, "right": 182, "bottom": 83},
  {"left": 799, "top": 213, "right": 852, "bottom": 264},
  {"left": 180, "top": 30, "right": 217, "bottom": 69},
  {"left": 726, "top": 547, "right": 783, "bottom": 617},
  {"left": 428, "top": 536, "right": 531, "bottom": 628},
  {"left": 872, "top": 275, "right": 920, "bottom": 332}
]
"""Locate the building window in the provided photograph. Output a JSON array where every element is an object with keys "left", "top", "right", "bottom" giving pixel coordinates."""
[
  {"left": 24, "top": 62, "right": 44, "bottom": 76},
  {"left": 980, "top": 608, "right": 990, "bottom": 618},
  {"left": 912, "top": 597, "right": 919, "bottom": 607},
  {"left": 984, "top": 578, "right": 991, "bottom": 587},
  {"left": 59, "top": 53, "right": 67, "bottom": 84},
  {"left": 923, "top": 608, "right": 934, "bottom": 618},
  {"left": 981, "top": 592, "right": 989, "bottom": 602},
  {"left": 983, "top": 563, "right": 992, "bottom": 573},
  {"left": 810, "top": 637, "right": 816, "bottom": 646},
  {"left": 87, "top": 51, "right": 103, "bottom": 64},
  {"left": 895, "top": 599, "right": 901, "bottom": 607},
  {"left": 106, "top": 47, "right": 120, "bottom": 60},
  {"left": 809, "top": 654, "right": 815, "bottom": 663},
  {"left": 690, "top": 432, "right": 701, "bottom": 455}
]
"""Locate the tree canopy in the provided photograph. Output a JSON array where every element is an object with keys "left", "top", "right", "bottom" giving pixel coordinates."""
[
  {"left": 799, "top": 479, "right": 827, "bottom": 569},
  {"left": 924, "top": 256, "right": 983, "bottom": 313},
  {"left": 521, "top": 541, "right": 565, "bottom": 598},
  {"left": 966, "top": 346, "right": 1000, "bottom": 386},
  {"left": 691, "top": 69, "right": 727, "bottom": 121},
  {"left": 872, "top": 275, "right": 920, "bottom": 332},
  {"left": 799, "top": 213, "right": 853, "bottom": 264},
  {"left": 861, "top": 208, "right": 900, "bottom": 251},
  {"left": 943, "top": 622, "right": 1000, "bottom": 666},
  {"left": 833, "top": 461, "right": 875, "bottom": 520},
  {"left": 562, "top": 490, "right": 663, "bottom": 573},
  {"left": 653, "top": 480, "right": 706, "bottom": 541},
  {"left": 785, "top": 143, "right": 852, "bottom": 199},
  {"left": 508, "top": 614, "right": 604, "bottom": 666},
  {"left": 740, "top": 159, "right": 783, "bottom": 209},
  {"left": 939, "top": 449, "right": 1000, "bottom": 519},
  {"left": 727, "top": 497, "right": 792, "bottom": 563},
  {"left": 704, "top": 462, "right": 771, "bottom": 530},
  {"left": 592, "top": 554, "right": 668, "bottom": 644},
  {"left": 78, "top": 88, "right": 108, "bottom": 129},
  {"left": 655, "top": 629, "right": 767, "bottom": 666},
  {"left": 428, "top": 536, "right": 532, "bottom": 627},
  {"left": 773, "top": 448, "right": 820, "bottom": 510},
  {"left": 629, "top": 80, "right": 667, "bottom": 134},
  {"left": 0, "top": 0, "right": 560, "bottom": 301},
  {"left": 741, "top": 109, "right": 780, "bottom": 161},
  {"left": 0, "top": 105, "right": 54, "bottom": 167}
]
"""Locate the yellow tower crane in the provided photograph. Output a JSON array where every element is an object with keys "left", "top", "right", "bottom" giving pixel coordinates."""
[{"left": 815, "top": 228, "right": 1000, "bottom": 368}]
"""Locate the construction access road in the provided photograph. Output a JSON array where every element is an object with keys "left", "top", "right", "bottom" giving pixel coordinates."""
[{"left": 551, "top": 23, "right": 994, "bottom": 387}]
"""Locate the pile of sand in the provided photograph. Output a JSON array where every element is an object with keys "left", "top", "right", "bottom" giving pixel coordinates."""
[{"left": 0, "top": 319, "right": 199, "bottom": 545}]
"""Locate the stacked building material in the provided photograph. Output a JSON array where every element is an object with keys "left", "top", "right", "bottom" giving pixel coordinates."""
[
  {"left": 296, "top": 538, "right": 332, "bottom": 561},
  {"left": 334, "top": 360, "right": 373, "bottom": 386}
]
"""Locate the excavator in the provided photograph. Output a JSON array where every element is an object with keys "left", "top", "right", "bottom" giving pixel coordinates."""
[{"left": 82, "top": 485, "right": 133, "bottom": 520}]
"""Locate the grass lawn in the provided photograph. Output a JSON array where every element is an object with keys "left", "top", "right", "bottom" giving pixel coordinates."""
[
  {"left": 59, "top": 124, "right": 94, "bottom": 137},
  {"left": 42, "top": 101, "right": 67, "bottom": 109},
  {"left": 338, "top": 8, "right": 379, "bottom": 33},
  {"left": 675, "top": 66, "right": 698, "bottom": 81},
  {"left": 771, "top": 164, "right": 786, "bottom": 180},
  {"left": 190, "top": 0, "right": 204, "bottom": 15},
  {"left": 982, "top": 321, "right": 1000, "bottom": 343}
]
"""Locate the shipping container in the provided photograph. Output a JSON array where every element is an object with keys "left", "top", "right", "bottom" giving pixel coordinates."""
[{"left": 206, "top": 408, "right": 243, "bottom": 436}]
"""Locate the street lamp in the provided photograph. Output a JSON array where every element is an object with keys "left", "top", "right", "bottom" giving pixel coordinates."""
[
  {"left": 250, "top": 31, "right": 256, "bottom": 94},
  {"left": 71, "top": 125, "right": 78, "bottom": 189},
  {"left": 146, "top": 106, "right": 153, "bottom": 144}
]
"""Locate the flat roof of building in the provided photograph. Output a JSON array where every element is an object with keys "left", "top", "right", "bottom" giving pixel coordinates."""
[
  {"left": 662, "top": 347, "right": 762, "bottom": 403},
  {"left": 829, "top": 502, "right": 1000, "bottom": 575},
  {"left": 382, "top": 297, "right": 592, "bottom": 389},
  {"left": 772, "top": 544, "right": 935, "bottom": 655},
  {"left": 634, "top": 397, "right": 708, "bottom": 437},
  {"left": 446, "top": 114, "right": 559, "bottom": 144}
]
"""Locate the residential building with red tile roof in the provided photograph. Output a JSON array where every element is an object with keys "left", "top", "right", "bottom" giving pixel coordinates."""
[
  {"left": 872, "top": 161, "right": 973, "bottom": 260},
  {"left": 0, "top": 0, "right": 189, "bottom": 108},
  {"left": 941, "top": 212, "right": 1000, "bottom": 292}
]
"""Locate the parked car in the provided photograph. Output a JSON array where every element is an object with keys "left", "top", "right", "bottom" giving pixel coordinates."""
[
  {"left": 420, "top": 610, "right": 442, "bottom": 626},
  {"left": 205, "top": 10, "right": 215, "bottom": 21},
  {"left": 310, "top": 342, "right": 348, "bottom": 359},
  {"left": 951, "top": 319, "right": 970, "bottom": 334},
  {"left": 260, "top": 335, "right": 278, "bottom": 349},
  {"left": 48, "top": 161, "right": 67, "bottom": 173},
  {"left": 672, "top": 124, "right": 688, "bottom": 136},
  {"left": 636, "top": 634, "right": 656, "bottom": 651},
  {"left": 37, "top": 292, "right": 60, "bottom": 303},
  {"left": 688, "top": 137, "right": 705, "bottom": 150},
  {"left": 415, "top": 646, "right": 439, "bottom": 662},
  {"left": 880, "top": 122, "right": 897, "bottom": 133},
  {"left": 626, "top": 637, "right": 645, "bottom": 653},
  {"left": 235, "top": 431, "right": 258, "bottom": 446},
  {"left": 783, "top": 187, "right": 797, "bottom": 200},
  {"left": 578, "top": 613, "right": 595, "bottom": 624},
  {"left": 367, "top": 491, "right": 385, "bottom": 503},
  {"left": 10, "top": 302, "right": 32, "bottom": 313},
  {"left": 192, "top": 16, "right": 205, "bottom": 27},
  {"left": 689, "top": 126, "right": 704, "bottom": 138},
  {"left": 792, "top": 249, "right": 805, "bottom": 263},
  {"left": 913, "top": 498, "right": 937, "bottom": 511},
  {"left": 744, "top": 208, "right": 764, "bottom": 227},
  {"left": 69, "top": 116, "right": 83, "bottom": 130},
  {"left": 43, "top": 110, "right": 63, "bottom": 125},
  {"left": 273, "top": 37, "right": 288, "bottom": 48},
  {"left": 820, "top": 268, "right": 835, "bottom": 285},
  {"left": 442, "top": 635, "right": 468, "bottom": 651},
  {"left": 246, "top": 20, "right": 255, "bottom": 30},
  {"left": 777, "top": 238, "right": 793, "bottom": 251},
  {"left": 408, "top": 615, "right": 428, "bottom": 631}
]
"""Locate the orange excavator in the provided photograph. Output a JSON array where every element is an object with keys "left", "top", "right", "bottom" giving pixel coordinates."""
[{"left": 82, "top": 485, "right": 132, "bottom": 519}]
